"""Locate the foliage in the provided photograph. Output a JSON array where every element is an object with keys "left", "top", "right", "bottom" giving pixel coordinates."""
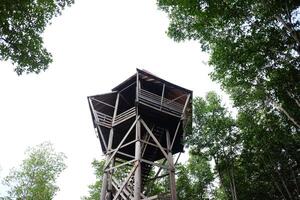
[
  {"left": 157, "top": 0, "right": 300, "bottom": 199},
  {"left": 1, "top": 142, "right": 66, "bottom": 200},
  {"left": 81, "top": 160, "right": 105, "bottom": 200},
  {"left": 82, "top": 159, "right": 131, "bottom": 200},
  {"left": 190, "top": 92, "right": 240, "bottom": 200},
  {"left": 157, "top": 0, "right": 300, "bottom": 128},
  {"left": 0, "top": 0, "right": 74, "bottom": 75},
  {"left": 176, "top": 153, "right": 213, "bottom": 200}
]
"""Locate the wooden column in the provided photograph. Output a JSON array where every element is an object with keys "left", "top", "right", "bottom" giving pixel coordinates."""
[
  {"left": 166, "top": 130, "right": 177, "bottom": 200},
  {"left": 134, "top": 118, "right": 141, "bottom": 200},
  {"left": 101, "top": 93, "right": 119, "bottom": 200},
  {"left": 101, "top": 129, "right": 114, "bottom": 200}
]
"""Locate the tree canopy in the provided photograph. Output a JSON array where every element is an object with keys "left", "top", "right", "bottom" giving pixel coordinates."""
[
  {"left": 0, "top": 0, "right": 74, "bottom": 75},
  {"left": 157, "top": 0, "right": 300, "bottom": 128},
  {"left": 1, "top": 142, "right": 66, "bottom": 200},
  {"left": 157, "top": 1, "right": 300, "bottom": 199}
]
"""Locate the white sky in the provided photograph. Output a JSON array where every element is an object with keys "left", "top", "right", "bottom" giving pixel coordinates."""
[{"left": 0, "top": 0, "right": 224, "bottom": 199}]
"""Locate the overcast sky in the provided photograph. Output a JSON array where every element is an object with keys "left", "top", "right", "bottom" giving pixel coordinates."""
[{"left": 0, "top": 0, "right": 225, "bottom": 199}]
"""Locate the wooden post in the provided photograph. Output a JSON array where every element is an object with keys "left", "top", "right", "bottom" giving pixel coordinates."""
[
  {"left": 166, "top": 130, "right": 177, "bottom": 200},
  {"left": 100, "top": 169, "right": 108, "bottom": 200},
  {"left": 101, "top": 128, "right": 114, "bottom": 200},
  {"left": 134, "top": 118, "right": 141, "bottom": 200},
  {"left": 136, "top": 71, "right": 139, "bottom": 103},
  {"left": 107, "top": 158, "right": 115, "bottom": 199}
]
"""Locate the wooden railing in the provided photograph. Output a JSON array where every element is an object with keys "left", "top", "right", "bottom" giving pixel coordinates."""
[
  {"left": 138, "top": 89, "right": 184, "bottom": 117},
  {"left": 95, "top": 107, "right": 136, "bottom": 128},
  {"left": 94, "top": 110, "right": 112, "bottom": 128},
  {"left": 113, "top": 107, "right": 136, "bottom": 126}
]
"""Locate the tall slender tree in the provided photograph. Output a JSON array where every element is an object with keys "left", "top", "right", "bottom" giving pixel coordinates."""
[{"left": 1, "top": 142, "right": 66, "bottom": 200}]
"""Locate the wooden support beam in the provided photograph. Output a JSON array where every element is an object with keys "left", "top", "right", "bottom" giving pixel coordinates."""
[
  {"left": 175, "top": 152, "right": 181, "bottom": 166},
  {"left": 107, "top": 157, "right": 115, "bottom": 199},
  {"left": 160, "top": 83, "right": 165, "bottom": 110},
  {"left": 141, "top": 159, "right": 169, "bottom": 170},
  {"left": 104, "top": 116, "right": 139, "bottom": 169},
  {"left": 113, "top": 163, "right": 138, "bottom": 200},
  {"left": 140, "top": 140, "right": 168, "bottom": 151},
  {"left": 181, "top": 93, "right": 191, "bottom": 118},
  {"left": 119, "top": 81, "right": 136, "bottom": 93},
  {"left": 105, "top": 159, "right": 136, "bottom": 172},
  {"left": 170, "top": 120, "right": 181, "bottom": 150},
  {"left": 140, "top": 119, "right": 170, "bottom": 162},
  {"left": 101, "top": 127, "right": 115, "bottom": 200},
  {"left": 166, "top": 130, "right": 177, "bottom": 200},
  {"left": 142, "top": 134, "right": 151, "bottom": 157},
  {"left": 107, "top": 139, "right": 137, "bottom": 154},
  {"left": 111, "top": 181, "right": 128, "bottom": 200},
  {"left": 91, "top": 97, "right": 115, "bottom": 108},
  {"left": 112, "top": 93, "right": 120, "bottom": 124},
  {"left": 165, "top": 93, "right": 187, "bottom": 105},
  {"left": 134, "top": 119, "right": 142, "bottom": 200},
  {"left": 112, "top": 177, "right": 133, "bottom": 199},
  {"left": 147, "top": 172, "right": 170, "bottom": 181},
  {"left": 136, "top": 72, "right": 139, "bottom": 103},
  {"left": 116, "top": 151, "right": 136, "bottom": 160},
  {"left": 96, "top": 125, "right": 108, "bottom": 151}
]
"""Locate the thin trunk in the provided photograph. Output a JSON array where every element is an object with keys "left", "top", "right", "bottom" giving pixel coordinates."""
[
  {"left": 276, "top": 169, "right": 293, "bottom": 200},
  {"left": 269, "top": 154, "right": 293, "bottom": 200},
  {"left": 214, "top": 156, "right": 231, "bottom": 200},
  {"left": 230, "top": 166, "right": 238, "bottom": 200},
  {"left": 273, "top": 176, "right": 288, "bottom": 200},
  {"left": 287, "top": 91, "right": 300, "bottom": 109},
  {"left": 226, "top": 165, "right": 236, "bottom": 200},
  {"left": 275, "top": 103, "right": 300, "bottom": 129},
  {"left": 291, "top": 169, "right": 300, "bottom": 198},
  {"left": 262, "top": 154, "right": 287, "bottom": 200},
  {"left": 275, "top": 15, "right": 300, "bottom": 55}
]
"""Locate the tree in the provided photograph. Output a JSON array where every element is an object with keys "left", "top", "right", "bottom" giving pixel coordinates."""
[
  {"left": 157, "top": 1, "right": 300, "bottom": 199},
  {"left": 189, "top": 92, "right": 240, "bottom": 200},
  {"left": 0, "top": 0, "right": 74, "bottom": 75},
  {"left": 81, "top": 160, "right": 105, "bottom": 200},
  {"left": 82, "top": 159, "right": 132, "bottom": 200},
  {"left": 1, "top": 142, "right": 66, "bottom": 200},
  {"left": 157, "top": 0, "right": 300, "bottom": 129},
  {"left": 176, "top": 153, "right": 213, "bottom": 200}
]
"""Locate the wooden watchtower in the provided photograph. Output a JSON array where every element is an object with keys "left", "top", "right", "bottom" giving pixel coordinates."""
[{"left": 88, "top": 69, "right": 192, "bottom": 200}]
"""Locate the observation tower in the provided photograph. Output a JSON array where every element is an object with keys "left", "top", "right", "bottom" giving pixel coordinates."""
[{"left": 88, "top": 69, "right": 192, "bottom": 200}]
